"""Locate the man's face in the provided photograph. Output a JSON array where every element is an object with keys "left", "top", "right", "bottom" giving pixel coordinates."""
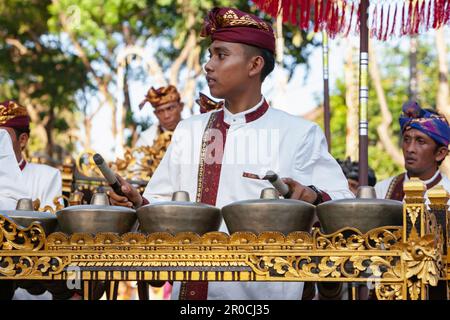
[
  {"left": 204, "top": 40, "right": 252, "bottom": 99},
  {"left": 347, "top": 178, "right": 359, "bottom": 196},
  {"left": 402, "top": 128, "right": 448, "bottom": 178},
  {"left": 0, "top": 126, "right": 28, "bottom": 162},
  {"left": 154, "top": 101, "right": 183, "bottom": 131}
]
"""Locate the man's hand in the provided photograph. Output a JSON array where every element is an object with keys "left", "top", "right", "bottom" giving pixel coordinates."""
[
  {"left": 282, "top": 178, "right": 318, "bottom": 204},
  {"left": 108, "top": 175, "right": 143, "bottom": 208}
]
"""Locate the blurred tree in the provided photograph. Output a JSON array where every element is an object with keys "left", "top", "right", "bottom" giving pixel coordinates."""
[
  {"left": 314, "top": 34, "right": 449, "bottom": 181},
  {"left": 0, "top": 0, "right": 90, "bottom": 159},
  {"left": 1, "top": 0, "right": 318, "bottom": 158},
  {"left": 343, "top": 39, "right": 359, "bottom": 162},
  {"left": 435, "top": 29, "right": 450, "bottom": 176},
  {"left": 47, "top": 0, "right": 318, "bottom": 152}
]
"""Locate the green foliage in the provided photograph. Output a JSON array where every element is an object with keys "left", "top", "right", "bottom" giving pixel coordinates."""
[
  {"left": 328, "top": 80, "right": 348, "bottom": 160},
  {"left": 0, "top": 0, "right": 90, "bottom": 156},
  {"left": 2, "top": 0, "right": 319, "bottom": 158},
  {"left": 325, "top": 37, "right": 446, "bottom": 181}
]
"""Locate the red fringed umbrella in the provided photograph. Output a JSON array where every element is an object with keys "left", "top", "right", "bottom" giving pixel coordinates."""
[
  {"left": 254, "top": 0, "right": 449, "bottom": 39},
  {"left": 253, "top": 0, "right": 449, "bottom": 186}
]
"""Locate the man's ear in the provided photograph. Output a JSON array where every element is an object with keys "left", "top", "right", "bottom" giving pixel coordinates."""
[
  {"left": 248, "top": 55, "right": 264, "bottom": 78},
  {"left": 18, "top": 133, "right": 29, "bottom": 150},
  {"left": 436, "top": 146, "right": 449, "bottom": 163}
]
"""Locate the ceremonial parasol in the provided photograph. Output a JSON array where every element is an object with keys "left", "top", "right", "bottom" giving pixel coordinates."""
[{"left": 253, "top": 0, "right": 449, "bottom": 185}]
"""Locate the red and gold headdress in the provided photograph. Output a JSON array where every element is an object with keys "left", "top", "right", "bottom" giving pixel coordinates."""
[
  {"left": 201, "top": 7, "right": 275, "bottom": 54},
  {"left": 0, "top": 100, "right": 30, "bottom": 129},
  {"left": 139, "top": 85, "right": 181, "bottom": 110},
  {"left": 195, "top": 93, "right": 223, "bottom": 114}
]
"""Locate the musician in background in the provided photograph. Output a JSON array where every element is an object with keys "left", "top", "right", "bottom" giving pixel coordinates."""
[
  {"left": 136, "top": 85, "right": 183, "bottom": 148},
  {"left": 375, "top": 100, "right": 449, "bottom": 300},
  {"left": 0, "top": 100, "right": 64, "bottom": 300},
  {"left": 337, "top": 157, "right": 377, "bottom": 195},
  {"left": 110, "top": 7, "right": 353, "bottom": 300},
  {"left": 0, "top": 100, "right": 62, "bottom": 210},
  {"left": 375, "top": 101, "right": 449, "bottom": 202}
]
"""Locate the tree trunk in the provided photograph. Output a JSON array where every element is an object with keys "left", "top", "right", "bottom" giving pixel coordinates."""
[
  {"left": 435, "top": 29, "right": 450, "bottom": 176},
  {"left": 45, "top": 106, "right": 55, "bottom": 158},
  {"left": 18, "top": 91, "right": 48, "bottom": 155},
  {"left": 409, "top": 36, "right": 418, "bottom": 101},
  {"left": 344, "top": 39, "right": 359, "bottom": 161},
  {"left": 180, "top": 42, "right": 202, "bottom": 115},
  {"left": 123, "top": 62, "right": 138, "bottom": 146},
  {"left": 272, "top": 7, "right": 288, "bottom": 110},
  {"left": 83, "top": 117, "right": 92, "bottom": 150},
  {"left": 369, "top": 40, "right": 404, "bottom": 166}
]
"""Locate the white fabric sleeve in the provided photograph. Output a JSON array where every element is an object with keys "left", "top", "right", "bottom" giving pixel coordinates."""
[
  {"left": 374, "top": 178, "right": 392, "bottom": 199},
  {"left": 0, "top": 129, "right": 29, "bottom": 210},
  {"left": 293, "top": 124, "right": 354, "bottom": 200},
  {"left": 142, "top": 123, "right": 183, "bottom": 203},
  {"left": 41, "top": 168, "right": 63, "bottom": 208},
  {"left": 135, "top": 125, "right": 157, "bottom": 148}
]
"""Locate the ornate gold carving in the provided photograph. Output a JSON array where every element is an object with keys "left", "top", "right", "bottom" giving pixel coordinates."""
[
  {"left": 121, "top": 232, "right": 146, "bottom": 245},
  {"left": 61, "top": 155, "right": 75, "bottom": 193},
  {"left": 93, "top": 233, "right": 121, "bottom": 245},
  {"left": 427, "top": 185, "right": 449, "bottom": 207},
  {"left": 75, "top": 131, "right": 172, "bottom": 184},
  {"left": 43, "top": 231, "right": 315, "bottom": 249},
  {"left": 70, "top": 233, "right": 94, "bottom": 246},
  {"left": 249, "top": 256, "right": 299, "bottom": 278},
  {"left": 403, "top": 178, "right": 426, "bottom": 195},
  {"left": 0, "top": 256, "right": 69, "bottom": 278},
  {"left": 392, "top": 232, "right": 442, "bottom": 299},
  {"left": 0, "top": 215, "right": 46, "bottom": 251},
  {"left": 230, "top": 232, "right": 258, "bottom": 245},
  {"left": 313, "top": 227, "right": 402, "bottom": 250},
  {"left": 407, "top": 206, "right": 421, "bottom": 226},
  {"left": 245, "top": 253, "right": 402, "bottom": 282},
  {"left": 286, "top": 231, "right": 313, "bottom": 247},
  {"left": 375, "top": 283, "right": 404, "bottom": 300},
  {"left": 76, "top": 149, "right": 102, "bottom": 178},
  {"left": 218, "top": 10, "right": 270, "bottom": 32},
  {"left": 0, "top": 192, "right": 446, "bottom": 301},
  {"left": 173, "top": 232, "right": 201, "bottom": 244},
  {"left": 128, "top": 131, "right": 173, "bottom": 180},
  {"left": 68, "top": 190, "right": 84, "bottom": 206},
  {"left": 47, "top": 232, "right": 69, "bottom": 247},
  {"left": 32, "top": 199, "right": 40, "bottom": 211},
  {"left": 0, "top": 100, "right": 28, "bottom": 125},
  {"left": 257, "top": 232, "right": 285, "bottom": 244},
  {"left": 147, "top": 232, "right": 174, "bottom": 245},
  {"left": 201, "top": 232, "right": 230, "bottom": 245},
  {"left": 0, "top": 216, "right": 70, "bottom": 279},
  {"left": 38, "top": 196, "right": 66, "bottom": 214}
]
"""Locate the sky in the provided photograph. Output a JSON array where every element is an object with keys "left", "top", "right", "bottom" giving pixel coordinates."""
[
  {"left": 87, "top": 29, "right": 447, "bottom": 161},
  {"left": 89, "top": 33, "right": 348, "bottom": 161}
]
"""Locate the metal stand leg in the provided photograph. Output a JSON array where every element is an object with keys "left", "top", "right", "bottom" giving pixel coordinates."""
[
  {"left": 0, "top": 280, "right": 15, "bottom": 300},
  {"left": 137, "top": 281, "right": 149, "bottom": 300},
  {"left": 83, "top": 281, "right": 90, "bottom": 300},
  {"left": 350, "top": 283, "right": 358, "bottom": 300},
  {"left": 106, "top": 281, "right": 119, "bottom": 300}
]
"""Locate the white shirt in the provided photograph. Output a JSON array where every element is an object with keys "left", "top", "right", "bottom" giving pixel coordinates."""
[
  {"left": 136, "top": 123, "right": 161, "bottom": 148},
  {"left": 1, "top": 129, "right": 54, "bottom": 300},
  {"left": 0, "top": 129, "right": 29, "bottom": 210},
  {"left": 16, "top": 160, "right": 62, "bottom": 301},
  {"left": 375, "top": 170, "right": 450, "bottom": 204},
  {"left": 21, "top": 162, "right": 62, "bottom": 209},
  {"left": 143, "top": 100, "right": 353, "bottom": 300}
]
